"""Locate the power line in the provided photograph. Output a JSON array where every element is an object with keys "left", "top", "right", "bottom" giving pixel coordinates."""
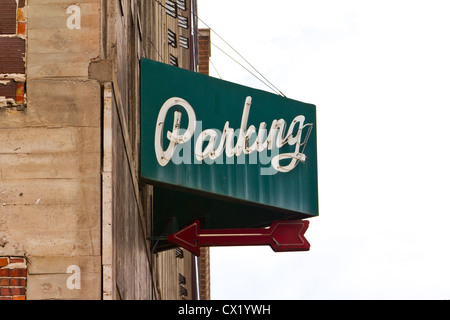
[
  {"left": 197, "top": 27, "right": 283, "bottom": 95},
  {"left": 149, "top": 39, "right": 164, "bottom": 62},
  {"left": 209, "top": 57, "right": 222, "bottom": 79},
  {"left": 194, "top": 13, "right": 287, "bottom": 97},
  {"left": 152, "top": 0, "right": 286, "bottom": 97},
  {"left": 150, "top": 24, "right": 276, "bottom": 94},
  {"left": 210, "top": 41, "right": 284, "bottom": 95}
]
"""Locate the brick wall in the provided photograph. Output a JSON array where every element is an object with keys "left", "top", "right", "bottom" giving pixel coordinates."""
[
  {"left": 0, "top": 257, "right": 27, "bottom": 300},
  {"left": 0, "top": 0, "right": 28, "bottom": 298},
  {"left": 0, "top": 0, "right": 26, "bottom": 108},
  {"left": 198, "top": 29, "right": 211, "bottom": 76}
]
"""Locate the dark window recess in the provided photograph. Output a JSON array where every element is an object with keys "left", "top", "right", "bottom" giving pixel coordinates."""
[
  {"left": 176, "top": 0, "right": 186, "bottom": 11},
  {"left": 168, "top": 29, "right": 177, "bottom": 48},
  {"left": 175, "top": 248, "right": 184, "bottom": 258},
  {"left": 165, "top": 0, "right": 177, "bottom": 18},
  {"left": 169, "top": 54, "right": 178, "bottom": 67},
  {"left": 180, "top": 285, "right": 188, "bottom": 297},
  {"left": 178, "top": 273, "right": 186, "bottom": 285},
  {"left": 178, "top": 16, "right": 188, "bottom": 29},
  {"left": 179, "top": 36, "right": 189, "bottom": 49}
]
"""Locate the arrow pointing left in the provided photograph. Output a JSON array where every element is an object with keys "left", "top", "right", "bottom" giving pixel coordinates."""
[{"left": 167, "top": 219, "right": 310, "bottom": 256}]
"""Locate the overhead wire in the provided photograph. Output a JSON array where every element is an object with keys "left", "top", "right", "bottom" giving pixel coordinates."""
[
  {"left": 149, "top": 39, "right": 164, "bottom": 62},
  {"left": 193, "top": 11, "right": 287, "bottom": 97},
  {"left": 209, "top": 41, "right": 283, "bottom": 95},
  {"left": 209, "top": 57, "right": 222, "bottom": 79},
  {"left": 195, "top": 28, "right": 282, "bottom": 95},
  {"left": 152, "top": 0, "right": 286, "bottom": 97}
]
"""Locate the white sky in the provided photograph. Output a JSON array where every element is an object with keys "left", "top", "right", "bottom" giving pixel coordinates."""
[{"left": 197, "top": 0, "right": 450, "bottom": 300}]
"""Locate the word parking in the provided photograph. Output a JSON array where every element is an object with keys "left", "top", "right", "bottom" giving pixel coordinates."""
[{"left": 154, "top": 96, "right": 313, "bottom": 174}]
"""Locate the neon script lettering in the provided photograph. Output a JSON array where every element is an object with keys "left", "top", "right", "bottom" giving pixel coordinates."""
[{"left": 154, "top": 96, "right": 313, "bottom": 174}]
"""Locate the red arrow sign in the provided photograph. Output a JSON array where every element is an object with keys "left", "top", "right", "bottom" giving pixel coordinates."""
[{"left": 167, "top": 219, "right": 310, "bottom": 256}]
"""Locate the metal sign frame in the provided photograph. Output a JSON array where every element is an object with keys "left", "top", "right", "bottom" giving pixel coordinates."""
[{"left": 140, "top": 58, "right": 318, "bottom": 245}]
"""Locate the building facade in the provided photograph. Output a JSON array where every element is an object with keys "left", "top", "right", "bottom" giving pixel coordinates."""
[{"left": 0, "top": 0, "right": 209, "bottom": 300}]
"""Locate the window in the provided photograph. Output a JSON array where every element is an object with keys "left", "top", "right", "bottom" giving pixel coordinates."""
[
  {"left": 168, "top": 29, "right": 177, "bottom": 48},
  {"left": 165, "top": 0, "right": 177, "bottom": 18}
]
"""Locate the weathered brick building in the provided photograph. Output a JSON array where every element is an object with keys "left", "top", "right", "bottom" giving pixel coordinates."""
[
  {"left": 0, "top": 0, "right": 26, "bottom": 108},
  {"left": 0, "top": 0, "right": 209, "bottom": 300}
]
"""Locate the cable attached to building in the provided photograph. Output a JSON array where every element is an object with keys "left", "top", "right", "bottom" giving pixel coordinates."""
[{"left": 152, "top": 0, "right": 287, "bottom": 97}]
